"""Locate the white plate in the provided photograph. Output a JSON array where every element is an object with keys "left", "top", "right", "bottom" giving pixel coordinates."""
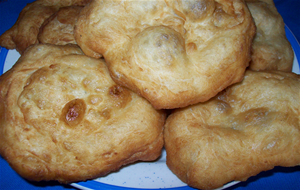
[{"left": 0, "top": 25, "right": 299, "bottom": 190}]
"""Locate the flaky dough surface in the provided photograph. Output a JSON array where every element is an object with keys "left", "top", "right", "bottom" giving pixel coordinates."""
[
  {"left": 246, "top": 0, "right": 294, "bottom": 71},
  {"left": 0, "top": 44, "right": 165, "bottom": 183},
  {"left": 0, "top": 0, "right": 90, "bottom": 54},
  {"left": 75, "top": 0, "right": 255, "bottom": 109},
  {"left": 38, "top": 6, "right": 83, "bottom": 45},
  {"left": 164, "top": 70, "right": 300, "bottom": 190}
]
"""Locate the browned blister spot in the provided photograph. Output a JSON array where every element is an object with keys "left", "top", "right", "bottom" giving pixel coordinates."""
[
  {"left": 61, "top": 99, "right": 86, "bottom": 126},
  {"left": 49, "top": 64, "right": 59, "bottom": 69},
  {"left": 109, "top": 85, "right": 132, "bottom": 108},
  {"left": 187, "top": 42, "right": 197, "bottom": 52},
  {"left": 99, "top": 108, "right": 111, "bottom": 120}
]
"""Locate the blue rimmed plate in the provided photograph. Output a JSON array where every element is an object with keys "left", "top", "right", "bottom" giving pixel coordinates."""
[{"left": 0, "top": 26, "right": 299, "bottom": 190}]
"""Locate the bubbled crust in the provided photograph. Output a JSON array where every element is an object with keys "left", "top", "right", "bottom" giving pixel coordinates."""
[
  {"left": 38, "top": 6, "right": 83, "bottom": 45},
  {"left": 246, "top": 0, "right": 294, "bottom": 71},
  {"left": 0, "top": 44, "right": 165, "bottom": 183},
  {"left": 0, "top": 0, "right": 91, "bottom": 54},
  {"left": 75, "top": 0, "right": 256, "bottom": 109},
  {"left": 164, "top": 70, "right": 300, "bottom": 190}
]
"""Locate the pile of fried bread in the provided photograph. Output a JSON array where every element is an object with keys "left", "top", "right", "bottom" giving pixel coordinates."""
[{"left": 0, "top": 0, "right": 299, "bottom": 189}]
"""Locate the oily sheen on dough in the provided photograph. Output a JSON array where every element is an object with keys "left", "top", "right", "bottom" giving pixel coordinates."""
[
  {"left": 164, "top": 70, "right": 300, "bottom": 190},
  {"left": 0, "top": 44, "right": 165, "bottom": 183},
  {"left": 246, "top": 0, "right": 294, "bottom": 71},
  {"left": 38, "top": 6, "right": 83, "bottom": 45},
  {"left": 0, "top": 0, "right": 90, "bottom": 54},
  {"left": 75, "top": 0, "right": 256, "bottom": 109}
]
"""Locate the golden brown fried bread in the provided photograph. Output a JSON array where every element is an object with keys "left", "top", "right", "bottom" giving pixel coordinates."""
[
  {"left": 75, "top": 0, "right": 256, "bottom": 109},
  {"left": 0, "top": 44, "right": 165, "bottom": 183},
  {"left": 246, "top": 0, "right": 294, "bottom": 71},
  {"left": 38, "top": 6, "right": 82, "bottom": 45},
  {"left": 0, "top": 0, "right": 90, "bottom": 54},
  {"left": 164, "top": 70, "right": 300, "bottom": 190}
]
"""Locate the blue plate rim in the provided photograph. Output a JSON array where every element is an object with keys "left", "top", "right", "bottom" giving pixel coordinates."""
[
  {"left": 0, "top": 47, "right": 8, "bottom": 75},
  {"left": 285, "top": 25, "right": 300, "bottom": 66}
]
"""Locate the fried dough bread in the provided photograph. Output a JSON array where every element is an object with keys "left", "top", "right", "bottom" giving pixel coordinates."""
[
  {"left": 75, "top": 0, "right": 256, "bottom": 109},
  {"left": 0, "top": 0, "right": 90, "bottom": 54},
  {"left": 38, "top": 6, "right": 82, "bottom": 45},
  {"left": 164, "top": 70, "right": 300, "bottom": 190},
  {"left": 246, "top": 0, "right": 294, "bottom": 71},
  {"left": 0, "top": 44, "right": 165, "bottom": 183}
]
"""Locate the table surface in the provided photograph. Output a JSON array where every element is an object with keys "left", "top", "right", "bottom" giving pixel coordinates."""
[{"left": 0, "top": 0, "right": 300, "bottom": 190}]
